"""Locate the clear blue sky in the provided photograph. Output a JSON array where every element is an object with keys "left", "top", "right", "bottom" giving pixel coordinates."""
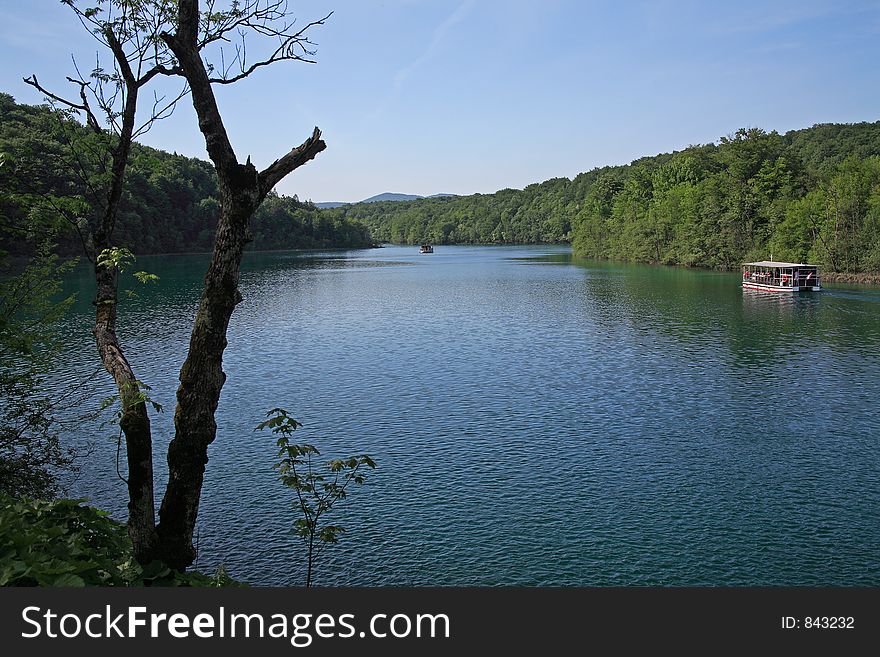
[{"left": 2, "top": 1, "right": 879, "bottom": 203}]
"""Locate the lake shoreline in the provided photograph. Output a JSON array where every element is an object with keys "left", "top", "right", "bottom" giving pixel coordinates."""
[{"left": 820, "top": 271, "right": 880, "bottom": 285}]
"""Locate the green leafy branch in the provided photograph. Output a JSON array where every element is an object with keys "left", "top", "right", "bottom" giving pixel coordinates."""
[
  {"left": 132, "top": 271, "right": 159, "bottom": 285},
  {"left": 96, "top": 246, "right": 159, "bottom": 299},
  {"left": 257, "top": 408, "right": 376, "bottom": 587},
  {"left": 96, "top": 246, "right": 135, "bottom": 271}
]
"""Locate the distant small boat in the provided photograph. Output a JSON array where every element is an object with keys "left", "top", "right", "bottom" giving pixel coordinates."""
[
  {"left": 419, "top": 244, "right": 434, "bottom": 254},
  {"left": 742, "top": 261, "right": 821, "bottom": 292}
]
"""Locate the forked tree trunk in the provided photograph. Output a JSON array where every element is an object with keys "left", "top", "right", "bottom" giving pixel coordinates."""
[
  {"left": 34, "top": 0, "right": 324, "bottom": 568},
  {"left": 157, "top": 0, "right": 326, "bottom": 569}
]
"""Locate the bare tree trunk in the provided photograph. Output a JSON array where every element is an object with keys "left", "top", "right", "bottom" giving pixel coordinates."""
[
  {"left": 155, "top": 186, "right": 259, "bottom": 568},
  {"left": 157, "top": 0, "right": 325, "bottom": 569},
  {"left": 93, "top": 263, "right": 158, "bottom": 562},
  {"left": 92, "top": 77, "right": 159, "bottom": 564}
]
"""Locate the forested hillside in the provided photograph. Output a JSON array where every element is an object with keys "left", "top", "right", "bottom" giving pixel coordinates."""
[
  {"left": 327, "top": 122, "right": 880, "bottom": 273},
  {"left": 0, "top": 94, "right": 372, "bottom": 257},
  {"left": 4, "top": 91, "right": 878, "bottom": 273}
]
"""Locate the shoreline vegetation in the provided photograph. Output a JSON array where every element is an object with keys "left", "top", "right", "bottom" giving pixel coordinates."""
[
  {"left": 2, "top": 93, "right": 879, "bottom": 279},
  {"left": 0, "top": 94, "right": 373, "bottom": 258},
  {"left": 818, "top": 271, "right": 880, "bottom": 285},
  {"left": 325, "top": 124, "right": 880, "bottom": 280}
]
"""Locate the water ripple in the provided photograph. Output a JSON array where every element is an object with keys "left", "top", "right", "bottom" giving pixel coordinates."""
[{"left": 51, "top": 247, "right": 880, "bottom": 586}]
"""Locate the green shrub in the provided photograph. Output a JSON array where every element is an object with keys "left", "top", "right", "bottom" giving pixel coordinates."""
[{"left": 0, "top": 495, "right": 241, "bottom": 587}]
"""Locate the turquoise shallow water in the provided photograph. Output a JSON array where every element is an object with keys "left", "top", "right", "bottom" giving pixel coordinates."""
[{"left": 54, "top": 245, "right": 880, "bottom": 585}]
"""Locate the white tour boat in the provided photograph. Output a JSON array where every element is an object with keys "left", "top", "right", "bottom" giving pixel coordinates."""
[{"left": 742, "top": 261, "right": 821, "bottom": 292}]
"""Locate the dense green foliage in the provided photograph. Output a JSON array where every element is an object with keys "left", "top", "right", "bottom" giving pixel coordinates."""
[
  {"left": 0, "top": 495, "right": 135, "bottom": 586},
  {"left": 252, "top": 192, "right": 373, "bottom": 252},
  {"left": 328, "top": 123, "right": 880, "bottom": 273},
  {"left": 0, "top": 93, "right": 372, "bottom": 256},
  {"left": 0, "top": 495, "right": 240, "bottom": 586},
  {"left": 570, "top": 128, "right": 880, "bottom": 272},
  {"left": 331, "top": 178, "right": 579, "bottom": 245},
  {"left": 4, "top": 94, "right": 879, "bottom": 271}
]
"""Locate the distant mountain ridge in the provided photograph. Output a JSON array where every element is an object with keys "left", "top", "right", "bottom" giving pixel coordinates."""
[
  {"left": 315, "top": 192, "right": 456, "bottom": 209},
  {"left": 362, "top": 192, "right": 421, "bottom": 203}
]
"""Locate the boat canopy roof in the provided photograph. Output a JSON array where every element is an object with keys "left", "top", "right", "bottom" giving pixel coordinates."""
[{"left": 742, "top": 261, "right": 818, "bottom": 268}]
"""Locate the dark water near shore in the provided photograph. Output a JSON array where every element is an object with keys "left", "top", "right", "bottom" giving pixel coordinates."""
[{"left": 54, "top": 245, "right": 880, "bottom": 585}]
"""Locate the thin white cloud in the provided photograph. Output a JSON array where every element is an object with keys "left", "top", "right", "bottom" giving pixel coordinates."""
[
  {"left": 392, "top": 0, "right": 476, "bottom": 90},
  {"left": 360, "top": 0, "right": 475, "bottom": 126}
]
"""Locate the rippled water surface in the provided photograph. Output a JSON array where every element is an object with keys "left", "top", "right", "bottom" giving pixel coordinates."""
[{"left": 55, "top": 245, "right": 880, "bottom": 585}]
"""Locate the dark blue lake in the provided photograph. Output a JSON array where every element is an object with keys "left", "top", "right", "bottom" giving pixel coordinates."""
[{"left": 56, "top": 245, "right": 880, "bottom": 585}]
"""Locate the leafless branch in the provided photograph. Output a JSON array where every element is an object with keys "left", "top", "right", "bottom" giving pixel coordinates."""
[
  {"left": 141, "top": 63, "right": 185, "bottom": 84},
  {"left": 259, "top": 126, "right": 326, "bottom": 196},
  {"left": 22, "top": 74, "right": 103, "bottom": 135},
  {"left": 203, "top": 7, "right": 332, "bottom": 84},
  {"left": 69, "top": 53, "right": 124, "bottom": 134},
  {"left": 133, "top": 83, "right": 191, "bottom": 139}
]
